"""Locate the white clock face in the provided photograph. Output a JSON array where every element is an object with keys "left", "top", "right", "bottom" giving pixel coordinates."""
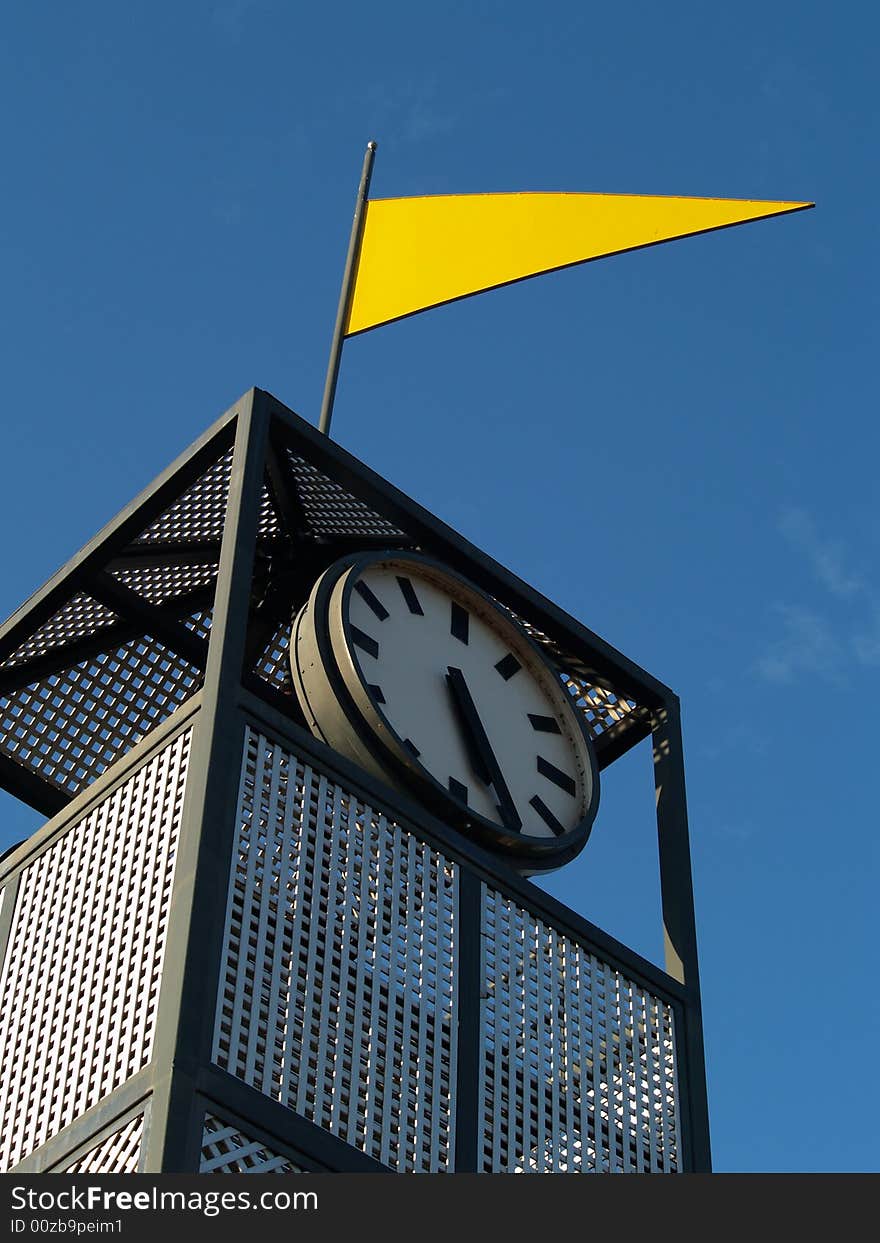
[
  {"left": 341, "top": 562, "right": 592, "bottom": 840},
  {"left": 291, "top": 553, "right": 599, "bottom": 869}
]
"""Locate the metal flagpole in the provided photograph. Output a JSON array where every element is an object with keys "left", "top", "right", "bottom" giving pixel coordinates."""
[{"left": 317, "top": 141, "right": 377, "bottom": 437}]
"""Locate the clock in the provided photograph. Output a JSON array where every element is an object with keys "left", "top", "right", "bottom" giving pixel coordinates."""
[{"left": 289, "top": 551, "right": 599, "bottom": 872}]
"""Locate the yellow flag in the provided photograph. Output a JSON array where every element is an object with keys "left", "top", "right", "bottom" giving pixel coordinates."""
[{"left": 344, "top": 192, "right": 812, "bottom": 336}]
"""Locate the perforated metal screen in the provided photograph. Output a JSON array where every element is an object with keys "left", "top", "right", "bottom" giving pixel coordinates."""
[
  {"left": 1, "top": 595, "right": 119, "bottom": 670},
  {"left": 211, "top": 725, "right": 683, "bottom": 1174},
  {"left": 480, "top": 890, "right": 680, "bottom": 1172},
  {"left": 201, "top": 1114, "right": 302, "bottom": 1173},
  {"left": 112, "top": 563, "right": 219, "bottom": 606},
  {"left": 252, "top": 618, "right": 293, "bottom": 692},
  {"left": 0, "top": 729, "right": 190, "bottom": 1171},
  {"left": 136, "top": 449, "right": 234, "bottom": 545},
  {"left": 63, "top": 1112, "right": 146, "bottom": 1173},
  {"left": 213, "top": 728, "right": 459, "bottom": 1172},
  {"left": 0, "top": 639, "right": 200, "bottom": 800},
  {"left": 0, "top": 438, "right": 235, "bottom": 804},
  {"left": 285, "top": 452, "right": 407, "bottom": 540}
]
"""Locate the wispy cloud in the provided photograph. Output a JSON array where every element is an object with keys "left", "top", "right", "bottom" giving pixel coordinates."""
[
  {"left": 756, "top": 507, "right": 877, "bottom": 685},
  {"left": 853, "top": 606, "right": 880, "bottom": 667},
  {"left": 359, "top": 77, "right": 460, "bottom": 149},
  {"left": 778, "top": 506, "right": 863, "bottom": 599},
  {"left": 756, "top": 603, "right": 843, "bottom": 684}
]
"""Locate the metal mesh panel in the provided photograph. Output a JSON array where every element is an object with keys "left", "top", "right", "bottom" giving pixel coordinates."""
[
  {"left": 258, "top": 483, "right": 282, "bottom": 537},
  {"left": 0, "top": 444, "right": 235, "bottom": 808},
  {"left": 561, "top": 674, "right": 638, "bottom": 739},
  {"left": 253, "top": 619, "right": 292, "bottom": 692},
  {"left": 480, "top": 889, "right": 679, "bottom": 1173},
  {"left": 502, "top": 606, "right": 640, "bottom": 743},
  {"left": 286, "top": 452, "right": 407, "bottom": 539},
  {"left": 201, "top": 1114, "right": 302, "bottom": 1173},
  {"left": 112, "top": 563, "right": 219, "bottom": 605},
  {"left": 64, "top": 1112, "right": 145, "bottom": 1173},
  {"left": 213, "top": 728, "right": 459, "bottom": 1172},
  {"left": 1, "top": 595, "right": 119, "bottom": 670},
  {"left": 0, "top": 637, "right": 201, "bottom": 799},
  {"left": 0, "top": 729, "right": 190, "bottom": 1171},
  {"left": 183, "top": 609, "right": 214, "bottom": 641},
  {"left": 135, "top": 449, "right": 233, "bottom": 544}
]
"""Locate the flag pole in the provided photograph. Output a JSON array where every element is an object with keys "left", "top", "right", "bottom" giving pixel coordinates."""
[{"left": 318, "top": 141, "right": 377, "bottom": 437}]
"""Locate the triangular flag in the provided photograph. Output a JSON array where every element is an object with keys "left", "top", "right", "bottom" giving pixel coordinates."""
[{"left": 345, "top": 192, "right": 812, "bottom": 336}]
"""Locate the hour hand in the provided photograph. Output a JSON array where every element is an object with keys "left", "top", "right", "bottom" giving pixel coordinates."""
[{"left": 445, "top": 665, "right": 521, "bottom": 832}]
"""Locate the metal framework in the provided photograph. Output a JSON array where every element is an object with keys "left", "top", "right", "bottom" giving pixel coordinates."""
[{"left": 0, "top": 388, "right": 710, "bottom": 1173}]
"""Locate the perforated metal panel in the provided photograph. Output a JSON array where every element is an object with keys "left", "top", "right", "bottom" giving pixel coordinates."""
[
  {"left": 0, "top": 435, "right": 240, "bottom": 804},
  {"left": 136, "top": 449, "right": 234, "bottom": 545},
  {"left": 286, "top": 452, "right": 407, "bottom": 539},
  {"left": 258, "top": 484, "right": 283, "bottom": 537},
  {"left": 184, "top": 609, "right": 214, "bottom": 641},
  {"left": 501, "top": 606, "right": 641, "bottom": 744},
  {"left": 0, "top": 638, "right": 200, "bottom": 799},
  {"left": 480, "top": 890, "right": 680, "bottom": 1173},
  {"left": 561, "top": 673, "right": 638, "bottom": 741},
  {"left": 201, "top": 1114, "right": 302, "bottom": 1173},
  {"left": 0, "top": 729, "right": 190, "bottom": 1171},
  {"left": 111, "top": 563, "right": 219, "bottom": 605},
  {"left": 252, "top": 618, "right": 293, "bottom": 691},
  {"left": 1, "top": 595, "right": 120, "bottom": 670},
  {"left": 213, "top": 728, "right": 459, "bottom": 1172},
  {"left": 64, "top": 1112, "right": 146, "bottom": 1173}
]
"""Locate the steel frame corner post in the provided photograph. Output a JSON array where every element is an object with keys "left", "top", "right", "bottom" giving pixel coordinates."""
[
  {"left": 145, "top": 389, "right": 271, "bottom": 1172},
  {"left": 652, "top": 696, "right": 712, "bottom": 1172}
]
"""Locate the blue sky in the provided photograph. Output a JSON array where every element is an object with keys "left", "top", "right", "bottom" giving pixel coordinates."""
[{"left": 1, "top": 2, "right": 876, "bottom": 1173}]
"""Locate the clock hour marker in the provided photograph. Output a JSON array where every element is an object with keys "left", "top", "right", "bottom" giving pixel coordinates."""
[
  {"left": 354, "top": 580, "right": 389, "bottom": 621},
  {"left": 529, "top": 794, "right": 566, "bottom": 837},
  {"left": 495, "top": 653, "right": 521, "bottom": 681},
  {"left": 368, "top": 684, "right": 386, "bottom": 704},
  {"left": 536, "top": 755, "right": 577, "bottom": 797},
  {"left": 350, "top": 626, "right": 379, "bottom": 659},
  {"left": 528, "top": 713, "right": 561, "bottom": 734},
  {"left": 450, "top": 602, "right": 469, "bottom": 644},
  {"left": 396, "top": 576, "right": 424, "bottom": 615},
  {"left": 448, "top": 776, "right": 468, "bottom": 804},
  {"left": 402, "top": 738, "right": 420, "bottom": 758}
]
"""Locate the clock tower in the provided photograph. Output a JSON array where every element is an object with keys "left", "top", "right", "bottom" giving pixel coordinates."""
[{"left": 0, "top": 388, "right": 710, "bottom": 1173}]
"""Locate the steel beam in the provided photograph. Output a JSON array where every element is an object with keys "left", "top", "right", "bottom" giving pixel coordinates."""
[
  {"left": 146, "top": 389, "right": 271, "bottom": 1172},
  {"left": 653, "top": 698, "right": 712, "bottom": 1171}
]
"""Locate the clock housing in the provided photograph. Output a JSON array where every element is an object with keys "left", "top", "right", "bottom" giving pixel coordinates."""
[{"left": 290, "top": 551, "right": 600, "bottom": 872}]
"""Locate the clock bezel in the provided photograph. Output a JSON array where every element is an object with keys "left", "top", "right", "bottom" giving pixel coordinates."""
[{"left": 290, "top": 550, "right": 600, "bottom": 871}]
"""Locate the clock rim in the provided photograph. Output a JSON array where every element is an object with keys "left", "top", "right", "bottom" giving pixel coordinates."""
[{"left": 291, "top": 549, "right": 600, "bottom": 871}]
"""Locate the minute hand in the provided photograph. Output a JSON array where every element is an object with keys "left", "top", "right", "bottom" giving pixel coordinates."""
[{"left": 446, "top": 665, "right": 522, "bottom": 832}]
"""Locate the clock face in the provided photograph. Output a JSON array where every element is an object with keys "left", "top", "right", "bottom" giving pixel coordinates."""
[{"left": 290, "top": 552, "right": 599, "bottom": 872}]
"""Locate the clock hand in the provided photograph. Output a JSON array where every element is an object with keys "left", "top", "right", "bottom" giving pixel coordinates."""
[
  {"left": 445, "top": 667, "right": 492, "bottom": 786},
  {"left": 445, "top": 665, "right": 522, "bottom": 832}
]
